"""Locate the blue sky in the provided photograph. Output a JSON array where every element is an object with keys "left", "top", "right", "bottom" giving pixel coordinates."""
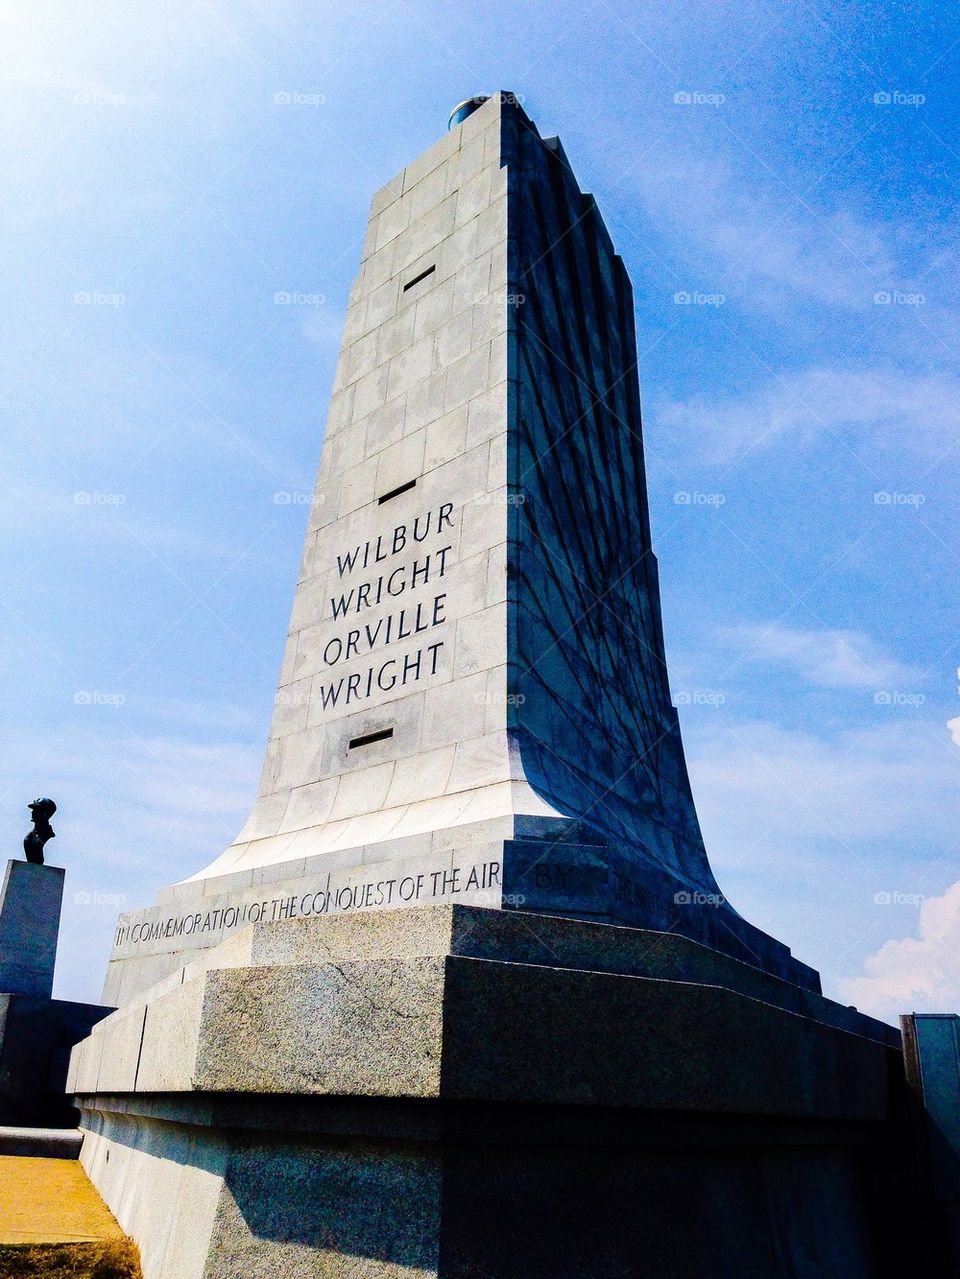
[{"left": 0, "top": 2, "right": 957, "bottom": 1021}]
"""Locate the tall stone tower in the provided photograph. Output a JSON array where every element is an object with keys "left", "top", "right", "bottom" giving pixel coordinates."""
[
  {"left": 73, "top": 95, "right": 911, "bottom": 1279},
  {"left": 105, "top": 91, "right": 816, "bottom": 1003}
]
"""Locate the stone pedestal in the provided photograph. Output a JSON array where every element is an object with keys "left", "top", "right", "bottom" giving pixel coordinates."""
[
  {"left": 70, "top": 905, "right": 915, "bottom": 1279},
  {"left": 0, "top": 859, "right": 64, "bottom": 997},
  {"left": 0, "top": 992, "right": 111, "bottom": 1126},
  {"left": 0, "top": 859, "right": 112, "bottom": 1125}
]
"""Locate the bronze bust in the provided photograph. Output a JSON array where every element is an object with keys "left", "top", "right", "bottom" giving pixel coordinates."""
[{"left": 24, "top": 797, "right": 56, "bottom": 865}]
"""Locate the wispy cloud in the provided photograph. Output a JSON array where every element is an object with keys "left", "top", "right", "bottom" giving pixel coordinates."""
[
  {"left": 629, "top": 146, "right": 898, "bottom": 309},
  {"left": 688, "top": 718, "right": 956, "bottom": 849},
  {"left": 684, "top": 715, "right": 960, "bottom": 1020},
  {"left": 718, "top": 622, "right": 920, "bottom": 689},
  {"left": 657, "top": 365, "right": 960, "bottom": 462}
]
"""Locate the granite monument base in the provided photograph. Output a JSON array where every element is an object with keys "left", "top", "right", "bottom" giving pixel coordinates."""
[{"left": 70, "top": 905, "right": 917, "bottom": 1278}]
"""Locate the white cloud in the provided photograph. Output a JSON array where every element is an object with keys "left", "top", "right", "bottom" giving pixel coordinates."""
[
  {"left": 718, "top": 623, "right": 919, "bottom": 689},
  {"left": 630, "top": 148, "right": 896, "bottom": 309},
  {"left": 688, "top": 718, "right": 954, "bottom": 849},
  {"left": 657, "top": 365, "right": 960, "bottom": 462},
  {"left": 683, "top": 716, "right": 960, "bottom": 1020},
  {"left": 948, "top": 716, "right": 960, "bottom": 747},
  {"left": 839, "top": 881, "right": 960, "bottom": 1022}
]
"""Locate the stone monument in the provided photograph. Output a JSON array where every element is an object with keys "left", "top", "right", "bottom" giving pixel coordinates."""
[
  {"left": 0, "top": 800, "right": 110, "bottom": 1124},
  {"left": 103, "top": 90, "right": 815, "bottom": 1006},
  {"left": 70, "top": 95, "right": 921, "bottom": 1277}
]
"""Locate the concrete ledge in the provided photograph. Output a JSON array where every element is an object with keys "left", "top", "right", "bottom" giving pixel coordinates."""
[
  {"left": 72, "top": 905, "right": 901, "bottom": 1121},
  {"left": 93, "top": 905, "right": 899, "bottom": 1051},
  {"left": 0, "top": 1126, "right": 82, "bottom": 1158}
]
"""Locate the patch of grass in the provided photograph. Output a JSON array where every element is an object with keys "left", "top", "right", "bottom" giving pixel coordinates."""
[{"left": 0, "top": 1238, "right": 141, "bottom": 1278}]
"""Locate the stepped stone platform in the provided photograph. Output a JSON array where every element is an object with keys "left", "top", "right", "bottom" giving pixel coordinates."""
[{"left": 70, "top": 905, "right": 913, "bottom": 1278}]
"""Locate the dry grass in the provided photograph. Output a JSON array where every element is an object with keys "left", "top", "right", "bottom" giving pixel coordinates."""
[
  {"left": 0, "top": 1157, "right": 123, "bottom": 1246},
  {"left": 0, "top": 1238, "right": 142, "bottom": 1277}
]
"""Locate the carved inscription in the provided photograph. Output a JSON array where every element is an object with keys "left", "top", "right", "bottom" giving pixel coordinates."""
[{"left": 316, "top": 501, "right": 455, "bottom": 710}]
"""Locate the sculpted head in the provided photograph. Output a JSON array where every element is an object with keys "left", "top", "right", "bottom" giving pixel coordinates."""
[{"left": 29, "top": 797, "right": 57, "bottom": 824}]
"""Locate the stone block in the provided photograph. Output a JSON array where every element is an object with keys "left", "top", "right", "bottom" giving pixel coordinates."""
[
  {"left": 0, "top": 860, "right": 63, "bottom": 998},
  {"left": 400, "top": 127, "right": 460, "bottom": 195},
  {"left": 443, "top": 344, "right": 490, "bottom": 413},
  {"left": 369, "top": 171, "right": 403, "bottom": 219},
  {"left": 413, "top": 276, "right": 456, "bottom": 339},
  {"left": 374, "top": 430, "right": 426, "bottom": 497},
  {"left": 80, "top": 1110, "right": 228, "bottom": 1279},
  {"left": 407, "top": 163, "right": 450, "bottom": 222},
  {"left": 136, "top": 977, "right": 206, "bottom": 1092},
  {"left": 193, "top": 958, "right": 446, "bottom": 1096},
  {"left": 423, "top": 405, "right": 468, "bottom": 471},
  {"left": 89, "top": 1001, "right": 146, "bottom": 1092},
  {"left": 386, "top": 333, "right": 435, "bottom": 401}
]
